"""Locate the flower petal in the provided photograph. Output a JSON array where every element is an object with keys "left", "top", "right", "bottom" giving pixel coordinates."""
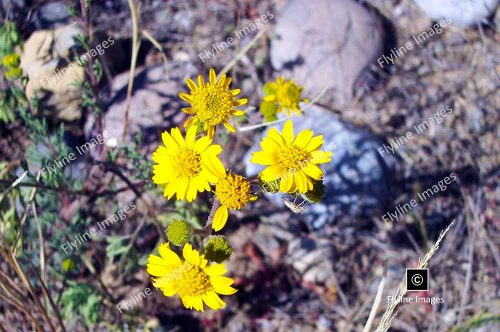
[
  {"left": 204, "top": 263, "right": 227, "bottom": 276},
  {"left": 158, "top": 243, "right": 181, "bottom": 264},
  {"left": 183, "top": 243, "right": 201, "bottom": 266},
  {"left": 223, "top": 121, "right": 236, "bottom": 133},
  {"left": 310, "top": 150, "right": 332, "bottom": 164},
  {"left": 212, "top": 206, "right": 229, "bottom": 232},
  {"left": 209, "top": 68, "right": 216, "bottom": 84},
  {"left": 293, "top": 129, "right": 314, "bottom": 149},
  {"left": 162, "top": 131, "right": 179, "bottom": 149},
  {"left": 170, "top": 127, "right": 186, "bottom": 147},
  {"left": 305, "top": 135, "right": 324, "bottom": 151},
  {"left": 178, "top": 92, "right": 192, "bottom": 103},
  {"left": 194, "top": 136, "right": 213, "bottom": 153},
  {"left": 302, "top": 163, "right": 323, "bottom": 179},
  {"left": 280, "top": 174, "right": 294, "bottom": 192},
  {"left": 185, "top": 126, "right": 197, "bottom": 147},
  {"left": 260, "top": 164, "right": 284, "bottom": 182},
  {"left": 282, "top": 120, "right": 294, "bottom": 144},
  {"left": 202, "top": 291, "right": 225, "bottom": 310},
  {"left": 250, "top": 151, "right": 278, "bottom": 165},
  {"left": 186, "top": 78, "right": 197, "bottom": 91}
]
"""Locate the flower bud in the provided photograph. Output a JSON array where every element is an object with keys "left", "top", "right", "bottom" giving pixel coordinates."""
[
  {"left": 166, "top": 219, "right": 192, "bottom": 246},
  {"left": 203, "top": 235, "right": 232, "bottom": 263}
]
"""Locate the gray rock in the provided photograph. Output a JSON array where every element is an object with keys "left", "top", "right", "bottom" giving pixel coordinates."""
[
  {"left": 286, "top": 236, "right": 337, "bottom": 286},
  {"left": 97, "top": 61, "right": 197, "bottom": 146},
  {"left": 37, "top": 1, "right": 71, "bottom": 27},
  {"left": 414, "top": 0, "right": 499, "bottom": 27},
  {"left": 0, "top": 0, "right": 25, "bottom": 10},
  {"left": 270, "top": 0, "right": 386, "bottom": 107},
  {"left": 244, "top": 105, "right": 397, "bottom": 229}
]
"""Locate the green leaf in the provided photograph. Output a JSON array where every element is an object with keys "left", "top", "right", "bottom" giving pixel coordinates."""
[{"left": 260, "top": 100, "right": 278, "bottom": 122}]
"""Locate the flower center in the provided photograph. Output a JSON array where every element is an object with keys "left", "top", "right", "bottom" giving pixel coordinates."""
[
  {"left": 175, "top": 148, "right": 201, "bottom": 178},
  {"left": 168, "top": 261, "right": 213, "bottom": 297},
  {"left": 279, "top": 144, "right": 310, "bottom": 173},
  {"left": 215, "top": 174, "right": 252, "bottom": 210},
  {"left": 191, "top": 84, "right": 233, "bottom": 125}
]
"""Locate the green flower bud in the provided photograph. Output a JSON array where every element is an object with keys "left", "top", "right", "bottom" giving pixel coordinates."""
[
  {"left": 166, "top": 219, "right": 192, "bottom": 246},
  {"left": 303, "top": 179, "right": 326, "bottom": 203},
  {"left": 203, "top": 235, "right": 232, "bottom": 263}
]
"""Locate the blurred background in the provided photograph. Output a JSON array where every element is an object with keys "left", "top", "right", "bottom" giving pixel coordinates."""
[{"left": 0, "top": 0, "right": 499, "bottom": 331}]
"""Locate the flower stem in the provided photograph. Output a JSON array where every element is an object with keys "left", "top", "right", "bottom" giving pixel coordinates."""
[{"left": 205, "top": 198, "right": 220, "bottom": 229}]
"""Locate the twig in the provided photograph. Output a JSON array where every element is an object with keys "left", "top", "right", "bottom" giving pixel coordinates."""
[
  {"left": 122, "top": 0, "right": 142, "bottom": 143},
  {"left": 219, "top": 27, "right": 268, "bottom": 78},
  {"left": 142, "top": 29, "right": 169, "bottom": 77},
  {"left": 205, "top": 199, "right": 220, "bottom": 228},
  {"left": 457, "top": 221, "right": 474, "bottom": 325},
  {"left": 0, "top": 247, "right": 57, "bottom": 332},
  {"left": 363, "top": 261, "right": 388, "bottom": 332},
  {"left": 12, "top": 171, "right": 40, "bottom": 256},
  {"left": 0, "top": 170, "right": 27, "bottom": 204},
  {"left": 80, "top": 0, "right": 105, "bottom": 150}
]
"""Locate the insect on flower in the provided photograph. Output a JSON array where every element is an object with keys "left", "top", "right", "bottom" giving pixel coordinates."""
[{"left": 281, "top": 195, "right": 310, "bottom": 214}]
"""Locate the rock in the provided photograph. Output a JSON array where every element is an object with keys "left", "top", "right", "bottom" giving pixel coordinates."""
[
  {"left": 244, "top": 105, "right": 397, "bottom": 230},
  {"left": 20, "top": 24, "right": 84, "bottom": 122},
  {"left": 37, "top": 1, "right": 71, "bottom": 28},
  {"left": 413, "top": 0, "right": 499, "bottom": 27},
  {"left": 270, "top": 0, "right": 386, "bottom": 106},
  {"left": 0, "top": 0, "right": 25, "bottom": 10},
  {"left": 286, "top": 236, "right": 337, "bottom": 287},
  {"left": 98, "top": 61, "right": 196, "bottom": 146}
]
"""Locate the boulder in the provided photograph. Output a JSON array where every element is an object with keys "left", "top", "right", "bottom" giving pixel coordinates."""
[
  {"left": 270, "top": 0, "right": 386, "bottom": 106},
  {"left": 413, "top": 0, "right": 498, "bottom": 27},
  {"left": 20, "top": 24, "right": 84, "bottom": 122}
]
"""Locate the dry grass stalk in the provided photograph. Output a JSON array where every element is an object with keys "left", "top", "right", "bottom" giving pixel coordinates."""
[{"left": 375, "top": 219, "right": 455, "bottom": 332}]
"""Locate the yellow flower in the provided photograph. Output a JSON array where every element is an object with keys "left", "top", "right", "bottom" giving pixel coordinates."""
[
  {"left": 263, "top": 77, "right": 308, "bottom": 117},
  {"left": 179, "top": 68, "right": 248, "bottom": 138},
  {"left": 147, "top": 242, "right": 237, "bottom": 312},
  {"left": 212, "top": 171, "right": 257, "bottom": 232},
  {"left": 2, "top": 53, "right": 20, "bottom": 68},
  {"left": 152, "top": 126, "right": 225, "bottom": 202},
  {"left": 250, "top": 120, "right": 332, "bottom": 193}
]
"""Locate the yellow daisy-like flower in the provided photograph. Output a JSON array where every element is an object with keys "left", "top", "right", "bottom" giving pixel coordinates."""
[
  {"left": 147, "top": 242, "right": 237, "bottom": 312},
  {"left": 250, "top": 120, "right": 332, "bottom": 194},
  {"left": 263, "top": 77, "right": 308, "bottom": 117},
  {"left": 152, "top": 126, "right": 225, "bottom": 202},
  {"left": 179, "top": 68, "right": 248, "bottom": 138},
  {"left": 212, "top": 171, "right": 257, "bottom": 232}
]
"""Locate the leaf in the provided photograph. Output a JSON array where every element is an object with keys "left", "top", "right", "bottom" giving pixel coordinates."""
[{"left": 260, "top": 100, "right": 278, "bottom": 122}]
